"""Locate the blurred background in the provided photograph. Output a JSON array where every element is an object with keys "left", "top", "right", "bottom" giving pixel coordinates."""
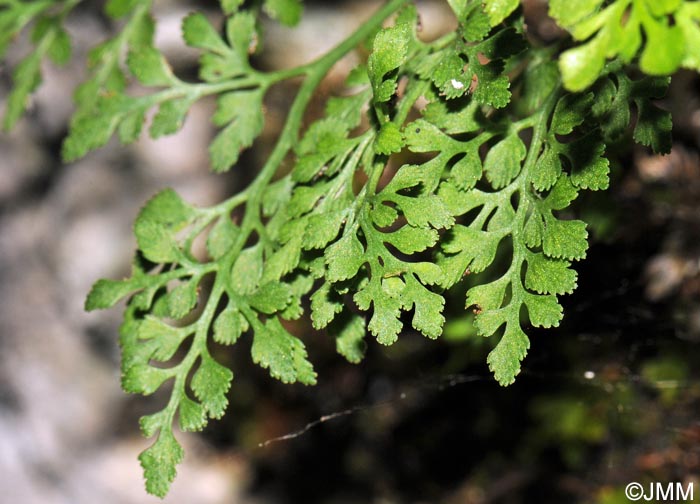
[{"left": 1, "top": 0, "right": 700, "bottom": 502}]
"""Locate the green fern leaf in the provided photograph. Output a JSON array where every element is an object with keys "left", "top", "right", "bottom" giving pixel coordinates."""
[
  {"left": 550, "top": 0, "right": 700, "bottom": 90},
  {"left": 264, "top": 0, "right": 303, "bottom": 26},
  {"left": 139, "top": 429, "right": 184, "bottom": 498}
]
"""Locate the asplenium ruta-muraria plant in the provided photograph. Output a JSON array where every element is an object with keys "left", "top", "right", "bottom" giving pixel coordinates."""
[{"left": 2, "top": 0, "right": 694, "bottom": 496}]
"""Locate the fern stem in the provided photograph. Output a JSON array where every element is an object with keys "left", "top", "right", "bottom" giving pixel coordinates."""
[{"left": 509, "top": 85, "right": 562, "bottom": 290}]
